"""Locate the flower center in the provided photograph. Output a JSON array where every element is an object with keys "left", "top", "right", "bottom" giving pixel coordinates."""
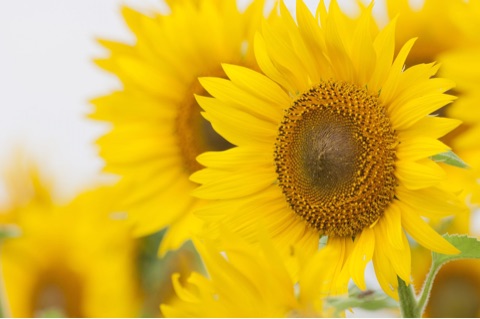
[
  {"left": 32, "top": 268, "right": 84, "bottom": 317},
  {"left": 176, "top": 73, "right": 233, "bottom": 173},
  {"left": 274, "top": 81, "right": 397, "bottom": 237}
]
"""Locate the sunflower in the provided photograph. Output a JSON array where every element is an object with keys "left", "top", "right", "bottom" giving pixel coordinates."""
[
  {"left": 438, "top": 47, "right": 480, "bottom": 205},
  {"left": 160, "top": 229, "right": 338, "bottom": 317},
  {"left": 413, "top": 47, "right": 480, "bottom": 317},
  {"left": 385, "top": 0, "right": 480, "bottom": 65},
  {"left": 0, "top": 157, "right": 142, "bottom": 317},
  {"left": 386, "top": 0, "right": 480, "bottom": 205},
  {"left": 90, "top": 0, "right": 268, "bottom": 254},
  {"left": 191, "top": 0, "right": 465, "bottom": 299}
]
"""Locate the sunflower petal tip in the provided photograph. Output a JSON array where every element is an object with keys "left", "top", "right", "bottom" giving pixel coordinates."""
[
  {"left": 189, "top": 172, "right": 201, "bottom": 184},
  {"left": 438, "top": 239, "right": 461, "bottom": 255}
]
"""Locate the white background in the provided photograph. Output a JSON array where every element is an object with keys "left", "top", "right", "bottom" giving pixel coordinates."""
[{"left": 0, "top": 0, "right": 166, "bottom": 201}]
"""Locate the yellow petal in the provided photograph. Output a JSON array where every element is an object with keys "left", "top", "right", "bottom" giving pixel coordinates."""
[
  {"left": 348, "top": 227, "right": 375, "bottom": 290},
  {"left": 395, "top": 160, "right": 446, "bottom": 190},
  {"left": 395, "top": 185, "right": 465, "bottom": 218},
  {"left": 171, "top": 273, "right": 200, "bottom": 303},
  {"left": 396, "top": 136, "right": 450, "bottom": 162},
  {"left": 351, "top": 3, "right": 376, "bottom": 85},
  {"left": 398, "top": 116, "right": 461, "bottom": 140},
  {"left": 382, "top": 202, "right": 404, "bottom": 250},
  {"left": 196, "top": 95, "right": 276, "bottom": 146},
  {"left": 390, "top": 93, "right": 456, "bottom": 130},
  {"left": 372, "top": 230, "right": 399, "bottom": 300},
  {"left": 381, "top": 38, "right": 416, "bottom": 104},
  {"left": 199, "top": 76, "right": 283, "bottom": 122},
  {"left": 191, "top": 167, "right": 275, "bottom": 199},
  {"left": 400, "top": 202, "right": 460, "bottom": 254},
  {"left": 369, "top": 17, "right": 396, "bottom": 92},
  {"left": 375, "top": 215, "right": 411, "bottom": 283},
  {"left": 254, "top": 32, "right": 295, "bottom": 93},
  {"left": 296, "top": 0, "right": 329, "bottom": 81},
  {"left": 196, "top": 146, "right": 271, "bottom": 170},
  {"left": 222, "top": 64, "right": 290, "bottom": 109}
]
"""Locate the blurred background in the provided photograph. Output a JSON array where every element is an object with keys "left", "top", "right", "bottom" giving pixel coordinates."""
[{"left": 0, "top": 0, "right": 167, "bottom": 202}]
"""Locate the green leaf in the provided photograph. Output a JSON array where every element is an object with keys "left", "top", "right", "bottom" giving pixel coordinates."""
[
  {"left": 432, "top": 234, "right": 480, "bottom": 267},
  {"left": 431, "top": 150, "right": 469, "bottom": 169},
  {"left": 325, "top": 286, "right": 398, "bottom": 316}
]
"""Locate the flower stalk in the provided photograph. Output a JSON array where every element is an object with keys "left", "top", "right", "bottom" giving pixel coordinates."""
[
  {"left": 397, "top": 277, "right": 420, "bottom": 318},
  {"left": 414, "top": 261, "right": 439, "bottom": 316}
]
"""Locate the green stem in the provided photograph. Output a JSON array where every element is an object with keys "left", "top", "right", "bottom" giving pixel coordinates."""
[
  {"left": 415, "top": 261, "right": 440, "bottom": 316},
  {"left": 397, "top": 277, "right": 419, "bottom": 318}
]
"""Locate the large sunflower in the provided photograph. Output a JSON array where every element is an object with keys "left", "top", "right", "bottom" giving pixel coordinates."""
[
  {"left": 0, "top": 157, "right": 142, "bottom": 317},
  {"left": 191, "top": 0, "right": 465, "bottom": 299},
  {"left": 161, "top": 230, "right": 338, "bottom": 317},
  {"left": 90, "top": 0, "right": 268, "bottom": 254}
]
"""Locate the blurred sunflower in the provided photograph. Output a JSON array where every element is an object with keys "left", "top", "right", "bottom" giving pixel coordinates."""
[
  {"left": 438, "top": 47, "right": 480, "bottom": 205},
  {"left": 386, "top": 0, "right": 480, "bottom": 205},
  {"left": 386, "top": 0, "right": 480, "bottom": 65},
  {"left": 412, "top": 248, "right": 480, "bottom": 318},
  {"left": 0, "top": 157, "right": 142, "bottom": 317},
  {"left": 90, "top": 0, "right": 268, "bottom": 254},
  {"left": 136, "top": 231, "right": 203, "bottom": 317},
  {"left": 191, "top": 0, "right": 465, "bottom": 299},
  {"left": 418, "top": 42, "right": 480, "bottom": 319},
  {"left": 160, "top": 230, "right": 339, "bottom": 317},
  {"left": 410, "top": 207, "right": 480, "bottom": 318}
]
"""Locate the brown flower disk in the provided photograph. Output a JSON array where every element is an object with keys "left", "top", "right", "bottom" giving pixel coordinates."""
[{"left": 274, "top": 81, "right": 397, "bottom": 237}]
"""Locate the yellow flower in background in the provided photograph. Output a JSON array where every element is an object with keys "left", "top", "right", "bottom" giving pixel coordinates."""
[
  {"left": 438, "top": 47, "right": 480, "bottom": 205},
  {"left": 161, "top": 230, "right": 338, "bottom": 317},
  {"left": 90, "top": 0, "right": 268, "bottom": 255},
  {"left": 410, "top": 209, "right": 480, "bottom": 318},
  {"left": 425, "top": 259, "right": 480, "bottom": 317},
  {"left": 386, "top": 0, "right": 480, "bottom": 206},
  {"left": 0, "top": 158, "right": 142, "bottom": 317},
  {"left": 191, "top": 0, "right": 465, "bottom": 299},
  {"left": 386, "top": 0, "right": 480, "bottom": 65},
  {"left": 137, "top": 233, "right": 203, "bottom": 317},
  {"left": 412, "top": 249, "right": 480, "bottom": 318}
]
